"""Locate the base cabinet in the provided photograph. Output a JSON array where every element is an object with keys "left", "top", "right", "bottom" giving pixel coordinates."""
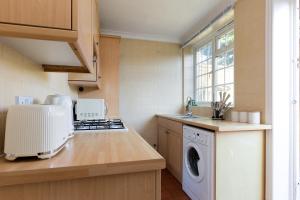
[
  {"left": 157, "top": 117, "right": 183, "bottom": 182},
  {"left": 157, "top": 117, "right": 266, "bottom": 200},
  {"left": 215, "top": 131, "right": 265, "bottom": 200},
  {"left": 0, "top": 170, "right": 162, "bottom": 200}
]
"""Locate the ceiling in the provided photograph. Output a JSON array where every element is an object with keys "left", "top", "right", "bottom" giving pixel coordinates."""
[{"left": 99, "top": 0, "right": 231, "bottom": 44}]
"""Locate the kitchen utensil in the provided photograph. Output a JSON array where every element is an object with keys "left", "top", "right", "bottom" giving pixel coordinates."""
[{"left": 212, "top": 91, "right": 232, "bottom": 120}]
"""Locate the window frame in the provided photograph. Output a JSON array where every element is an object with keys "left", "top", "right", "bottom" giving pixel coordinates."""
[{"left": 193, "top": 22, "right": 234, "bottom": 107}]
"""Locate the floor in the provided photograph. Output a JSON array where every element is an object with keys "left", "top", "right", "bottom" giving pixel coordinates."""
[{"left": 161, "top": 170, "right": 191, "bottom": 200}]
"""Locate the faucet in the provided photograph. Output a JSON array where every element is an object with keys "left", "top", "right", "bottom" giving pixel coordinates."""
[{"left": 185, "top": 96, "right": 193, "bottom": 116}]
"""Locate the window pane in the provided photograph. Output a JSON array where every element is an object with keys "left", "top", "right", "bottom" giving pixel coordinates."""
[
  {"left": 224, "top": 84, "right": 234, "bottom": 104},
  {"left": 225, "top": 67, "right": 234, "bottom": 84},
  {"left": 197, "top": 76, "right": 201, "bottom": 88},
  {"left": 226, "top": 49, "right": 234, "bottom": 66},
  {"left": 217, "top": 35, "right": 226, "bottom": 50},
  {"left": 198, "top": 43, "right": 213, "bottom": 62},
  {"left": 207, "top": 59, "right": 212, "bottom": 73},
  {"left": 196, "top": 64, "right": 201, "bottom": 76},
  {"left": 215, "top": 85, "right": 225, "bottom": 101},
  {"left": 207, "top": 43, "right": 212, "bottom": 58},
  {"left": 215, "top": 69, "right": 225, "bottom": 85},
  {"left": 196, "top": 89, "right": 201, "bottom": 102},
  {"left": 207, "top": 73, "right": 212, "bottom": 87},
  {"left": 197, "top": 89, "right": 204, "bottom": 102},
  {"left": 207, "top": 87, "right": 212, "bottom": 102},
  {"left": 201, "top": 75, "right": 208, "bottom": 88},
  {"left": 202, "top": 89, "right": 207, "bottom": 102},
  {"left": 215, "top": 54, "right": 225, "bottom": 70},
  {"left": 201, "top": 47, "right": 208, "bottom": 60},
  {"left": 226, "top": 31, "right": 234, "bottom": 46},
  {"left": 201, "top": 62, "right": 208, "bottom": 75},
  {"left": 196, "top": 51, "right": 201, "bottom": 64}
]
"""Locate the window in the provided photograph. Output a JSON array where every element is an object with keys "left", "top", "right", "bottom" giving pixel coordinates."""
[{"left": 194, "top": 25, "right": 234, "bottom": 106}]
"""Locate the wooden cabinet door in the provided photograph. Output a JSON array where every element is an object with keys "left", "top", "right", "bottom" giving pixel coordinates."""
[
  {"left": 167, "top": 130, "right": 182, "bottom": 182},
  {"left": 92, "top": 0, "right": 100, "bottom": 35},
  {"left": 0, "top": 0, "right": 72, "bottom": 30},
  {"left": 72, "top": 0, "right": 94, "bottom": 73},
  {"left": 158, "top": 126, "right": 168, "bottom": 159}
]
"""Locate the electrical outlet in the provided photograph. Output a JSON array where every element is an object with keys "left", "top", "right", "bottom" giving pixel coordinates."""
[{"left": 15, "top": 96, "right": 33, "bottom": 105}]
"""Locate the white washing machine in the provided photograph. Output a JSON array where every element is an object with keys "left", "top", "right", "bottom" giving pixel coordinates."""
[{"left": 182, "top": 125, "right": 215, "bottom": 200}]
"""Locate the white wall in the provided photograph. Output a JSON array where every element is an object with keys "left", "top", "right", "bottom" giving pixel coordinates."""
[{"left": 119, "top": 39, "right": 183, "bottom": 146}]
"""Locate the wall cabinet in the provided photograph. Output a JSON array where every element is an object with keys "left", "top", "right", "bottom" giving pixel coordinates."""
[
  {"left": 0, "top": 0, "right": 72, "bottom": 30},
  {"left": 157, "top": 117, "right": 183, "bottom": 182},
  {"left": 0, "top": 0, "right": 99, "bottom": 73},
  {"left": 68, "top": 38, "right": 101, "bottom": 88},
  {"left": 69, "top": 35, "right": 120, "bottom": 89},
  {"left": 76, "top": 35, "right": 121, "bottom": 117},
  {"left": 68, "top": 0, "right": 101, "bottom": 87}
]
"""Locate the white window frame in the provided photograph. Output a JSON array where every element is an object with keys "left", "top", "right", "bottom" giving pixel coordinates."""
[{"left": 193, "top": 22, "right": 234, "bottom": 107}]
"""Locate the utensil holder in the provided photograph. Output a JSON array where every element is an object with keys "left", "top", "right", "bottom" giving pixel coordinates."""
[{"left": 212, "top": 109, "right": 224, "bottom": 120}]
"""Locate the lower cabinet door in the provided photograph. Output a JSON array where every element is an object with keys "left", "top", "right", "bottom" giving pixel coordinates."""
[
  {"left": 158, "top": 126, "right": 168, "bottom": 159},
  {"left": 167, "top": 130, "right": 182, "bottom": 182}
]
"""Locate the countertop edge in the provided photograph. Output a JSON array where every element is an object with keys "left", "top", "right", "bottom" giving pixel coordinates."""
[
  {"left": 156, "top": 114, "right": 272, "bottom": 132},
  {"left": 0, "top": 128, "right": 166, "bottom": 187},
  {"left": 0, "top": 158, "right": 165, "bottom": 187}
]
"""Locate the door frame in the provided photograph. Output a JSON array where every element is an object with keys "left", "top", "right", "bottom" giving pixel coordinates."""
[{"left": 265, "top": 0, "right": 299, "bottom": 199}]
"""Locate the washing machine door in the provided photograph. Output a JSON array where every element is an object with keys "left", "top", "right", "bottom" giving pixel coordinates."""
[{"left": 184, "top": 142, "right": 205, "bottom": 183}]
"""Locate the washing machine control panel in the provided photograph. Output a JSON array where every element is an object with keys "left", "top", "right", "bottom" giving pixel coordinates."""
[{"left": 184, "top": 127, "right": 209, "bottom": 146}]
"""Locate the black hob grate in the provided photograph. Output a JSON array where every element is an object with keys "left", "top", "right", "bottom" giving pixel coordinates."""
[{"left": 74, "top": 119, "right": 125, "bottom": 131}]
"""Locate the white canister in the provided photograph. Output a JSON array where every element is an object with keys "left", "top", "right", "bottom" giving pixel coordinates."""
[
  {"left": 239, "top": 112, "right": 248, "bottom": 123},
  {"left": 248, "top": 112, "right": 261, "bottom": 124},
  {"left": 231, "top": 111, "right": 239, "bottom": 122}
]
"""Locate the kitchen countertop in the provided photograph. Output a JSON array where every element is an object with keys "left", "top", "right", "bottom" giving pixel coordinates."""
[
  {"left": 157, "top": 114, "right": 272, "bottom": 132},
  {"left": 0, "top": 128, "right": 165, "bottom": 187}
]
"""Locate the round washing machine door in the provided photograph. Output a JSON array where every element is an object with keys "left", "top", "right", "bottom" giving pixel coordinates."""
[{"left": 184, "top": 142, "right": 205, "bottom": 183}]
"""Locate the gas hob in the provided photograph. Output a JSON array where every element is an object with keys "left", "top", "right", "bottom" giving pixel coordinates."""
[{"left": 73, "top": 119, "right": 126, "bottom": 131}]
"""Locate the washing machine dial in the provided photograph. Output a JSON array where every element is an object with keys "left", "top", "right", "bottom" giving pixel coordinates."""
[{"left": 192, "top": 133, "right": 197, "bottom": 140}]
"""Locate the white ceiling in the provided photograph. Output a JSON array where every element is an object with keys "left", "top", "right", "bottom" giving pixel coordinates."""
[{"left": 99, "top": 0, "right": 231, "bottom": 44}]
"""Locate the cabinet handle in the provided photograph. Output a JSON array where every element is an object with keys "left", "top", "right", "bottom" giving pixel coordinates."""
[{"left": 166, "top": 131, "right": 170, "bottom": 134}]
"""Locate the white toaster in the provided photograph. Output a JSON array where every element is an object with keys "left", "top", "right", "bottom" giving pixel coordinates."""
[{"left": 4, "top": 105, "right": 70, "bottom": 161}]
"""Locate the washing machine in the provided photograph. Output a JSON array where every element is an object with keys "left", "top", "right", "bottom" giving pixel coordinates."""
[{"left": 182, "top": 125, "right": 215, "bottom": 200}]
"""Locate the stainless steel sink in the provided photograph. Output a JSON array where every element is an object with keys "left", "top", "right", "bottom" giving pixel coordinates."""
[{"left": 175, "top": 115, "right": 200, "bottom": 119}]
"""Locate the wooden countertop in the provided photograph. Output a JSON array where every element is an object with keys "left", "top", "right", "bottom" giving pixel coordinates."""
[
  {"left": 157, "top": 114, "right": 272, "bottom": 132},
  {"left": 0, "top": 128, "right": 165, "bottom": 187}
]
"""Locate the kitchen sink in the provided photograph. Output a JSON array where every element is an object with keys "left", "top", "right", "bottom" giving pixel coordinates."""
[{"left": 175, "top": 115, "right": 200, "bottom": 119}]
